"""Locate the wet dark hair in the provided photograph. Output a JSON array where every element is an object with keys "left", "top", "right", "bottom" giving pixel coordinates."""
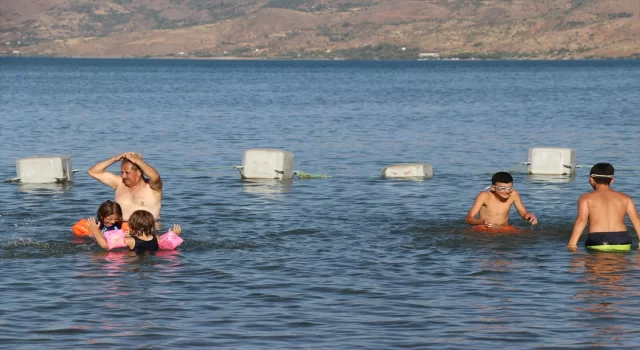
[
  {"left": 128, "top": 210, "right": 157, "bottom": 237},
  {"left": 492, "top": 172, "right": 513, "bottom": 185},
  {"left": 590, "top": 163, "right": 614, "bottom": 184},
  {"left": 96, "top": 200, "right": 123, "bottom": 226}
]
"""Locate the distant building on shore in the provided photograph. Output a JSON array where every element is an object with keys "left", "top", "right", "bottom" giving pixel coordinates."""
[{"left": 419, "top": 53, "right": 440, "bottom": 59}]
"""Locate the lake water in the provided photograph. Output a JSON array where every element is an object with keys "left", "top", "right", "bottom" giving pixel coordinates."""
[{"left": 2, "top": 58, "right": 640, "bottom": 349}]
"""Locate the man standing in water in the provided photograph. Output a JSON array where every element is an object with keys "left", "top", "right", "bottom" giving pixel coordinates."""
[
  {"left": 88, "top": 152, "right": 162, "bottom": 222},
  {"left": 567, "top": 163, "right": 640, "bottom": 251}
]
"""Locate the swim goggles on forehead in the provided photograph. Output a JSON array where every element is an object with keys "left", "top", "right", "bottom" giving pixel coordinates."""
[
  {"left": 493, "top": 185, "right": 514, "bottom": 191},
  {"left": 590, "top": 174, "right": 614, "bottom": 178}
]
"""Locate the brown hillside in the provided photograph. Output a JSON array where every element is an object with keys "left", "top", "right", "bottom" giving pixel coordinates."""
[{"left": 1, "top": 0, "right": 639, "bottom": 59}]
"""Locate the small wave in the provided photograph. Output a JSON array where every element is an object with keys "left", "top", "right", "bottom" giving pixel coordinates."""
[
  {"left": 184, "top": 239, "right": 261, "bottom": 251},
  {"left": 0, "top": 238, "right": 92, "bottom": 259},
  {"left": 273, "top": 228, "right": 322, "bottom": 236}
]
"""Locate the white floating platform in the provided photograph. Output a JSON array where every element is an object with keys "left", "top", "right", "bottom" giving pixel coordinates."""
[
  {"left": 241, "top": 149, "right": 294, "bottom": 180},
  {"left": 381, "top": 163, "right": 434, "bottom": 178},
  {"left": 16, "top": 155, "right": 73, "bottom": 183},
  {"left": 528, "top": 148, "right": 576, "bottom": 176}
]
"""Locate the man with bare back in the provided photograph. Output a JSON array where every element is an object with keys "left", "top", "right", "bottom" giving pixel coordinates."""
[
  {"left": 88, "top": 152, "right": 162, "bottom": 222},
  {"left": 567, "top": 163, "right": 640, "bottom": 251}
]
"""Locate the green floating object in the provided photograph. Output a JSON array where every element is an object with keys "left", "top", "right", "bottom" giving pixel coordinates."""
[
  {"left": 294, "top": 171, "right": 329, "bottom": 179},
  {"left": 587, "top": 244, "right": 631, "bottom": 252}
]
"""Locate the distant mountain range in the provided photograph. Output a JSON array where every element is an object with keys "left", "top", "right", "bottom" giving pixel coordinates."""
[{"left": 1, "top": 0, "right": 639, "bottom": 59}]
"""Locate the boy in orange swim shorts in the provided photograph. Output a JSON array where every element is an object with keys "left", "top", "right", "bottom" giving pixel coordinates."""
[{"left": 465, "top": 172, "right": 538, "bottom": 232}]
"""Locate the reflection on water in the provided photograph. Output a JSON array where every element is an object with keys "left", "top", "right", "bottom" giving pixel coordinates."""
[
  {"left": 14, "top": 182, "right": 72, "bottom": 194},
  {"left": 527, "top": 174, "right": 576, "bottom": 184},
  {"left": 241, "top": 179, "right": 294, "bottom": 195},
  {"left": 380, "top": 176, "right": 433, "bottom": 182},
  {"left": 84, "top": 250, "right": 183, "bottom": 278},
  {"left": 571, "top": 252, "right": 639, "bottom": 301},
  {"left": 87, "top": 250, "right": 135, "bottom": 276},
  {"left": 570, "top": 251, "right": 640, "bottom": 345}
]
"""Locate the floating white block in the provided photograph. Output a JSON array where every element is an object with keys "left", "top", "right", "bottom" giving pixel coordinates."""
[
  {"left": 16, "top": 156, "right": 73, "bottom": 183},
  {"left": 528, "top": 148, "right": 576, "bottom": 175},
  {"left": 241, "top": 149, "right": 294, "bottom": 180},
  {"left": 381, "top": 163, "right": 434, "bottom": 178}
]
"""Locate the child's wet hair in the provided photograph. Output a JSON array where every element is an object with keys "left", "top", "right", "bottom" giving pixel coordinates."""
[
  {"left": 590, "top": 163, "right": 614, "bottom": 184},
  {"left": 97, "top": 200, "right": 123, "bottom": 224},
  {"left": 492, "top": 172, "right": 513, "bottom": 185},
  {"left": 128, "top": 210, "right": 157, "bottom": 237}
]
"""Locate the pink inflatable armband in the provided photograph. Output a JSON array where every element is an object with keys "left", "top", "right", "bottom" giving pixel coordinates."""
[
  {"left": 104, "top": 229, "right": 127, "bottom": 250},
  {"left": 158, "top": 230, "right": 183, "bottom": 250}
]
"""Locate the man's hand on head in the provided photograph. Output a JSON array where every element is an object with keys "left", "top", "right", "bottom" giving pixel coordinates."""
[{"left": 124, "top": 152, "right": 143, "bottom": 164}]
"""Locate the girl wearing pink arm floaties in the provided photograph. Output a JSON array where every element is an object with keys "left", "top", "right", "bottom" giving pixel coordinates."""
[{"left": 87, "top": 209, "right": 183, "bottom": 252}]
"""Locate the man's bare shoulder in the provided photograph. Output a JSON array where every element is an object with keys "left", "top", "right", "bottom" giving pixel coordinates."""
[
  {"left": 509, "top": 189, "right": 522, "bottom": 200},
  {"left": 579, "top": 190, "right": 631, "bottom": 203},
  {"left": 612, "top": 190, "right": 633, "bottom": 203},
  {"left": 137, "top": 181, "right": 163, "bottom": 195},
  {"left": 475, "top": 191, "right": 491, "bottom": 201},
  {"left": 578, "top": 192, "right": 593, "bottom": 200},
  {"left": 143, "top": 179, "right": 162, "bottom": 194},
  {"left": 576, "top": 192, "right": 596, "bottom": 208},
  {"left": 614, "top": 189, "right": 632, "bottom": 198},
  {"left": 114, "top": 181, "right": 128, "bottom": 191}
]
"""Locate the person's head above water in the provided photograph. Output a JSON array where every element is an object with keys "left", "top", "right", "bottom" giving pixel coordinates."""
[
  {"left": 491, "top": 172, "right": 513, "bottom": 185},
  {"left": 491, "top": 171, "right": 514, "bottom": 199},
  {"left": 120, "top": 159, "right": 145, "bottom": 188},
  {"left": 97, "top": 200, "right": 123, "bottom": 228},
  {"left": 465, "top": 170, "right": 537, "bottom": 227},
  {"left": 590, "top": 162, "right": 614, "bottom": 186},
  {"left": 128, "top": 210, "right": 157, "bottom": 237}
]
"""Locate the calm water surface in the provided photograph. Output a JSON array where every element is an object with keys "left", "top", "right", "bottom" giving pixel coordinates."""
[{"left": 2, "top": 58, "right": 640, "bottom": 349}]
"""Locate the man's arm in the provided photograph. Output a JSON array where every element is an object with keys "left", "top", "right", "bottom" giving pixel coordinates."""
[
  {"left": 512, "top": 190, "right": 538, "bottom": 225},
  {"left": 88, "top": 154, "right": 125, "bottom": 189},
  {"left": 625, "top": 197, "right": 640, "bottom": 244},
  {"left": 124, "top": 152, "right": 162, "bottom": 191},
  {"left": 567, "top": 195, "right": 589, "bottom": 251},
  {"left": 465, "top": 193, "right": 487, "bottom": 226}
]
